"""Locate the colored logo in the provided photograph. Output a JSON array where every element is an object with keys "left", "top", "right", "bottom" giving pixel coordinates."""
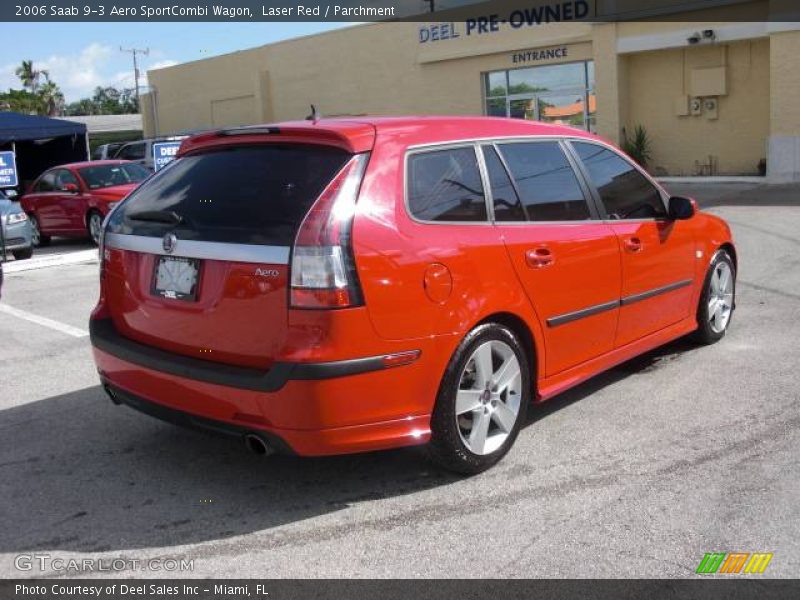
[{"left": 696, "top": 552, "right": 773, "bottom": 574}]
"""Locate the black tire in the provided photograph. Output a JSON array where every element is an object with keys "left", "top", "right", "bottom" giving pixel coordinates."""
[
  {"left": 12, "top": 247, "right": 33, "bottom": 260},
  {"left": 427, "top": 323, "right": 531, "bottom": 475},
  {"left": 693, "top": 250, "right": 736, "bottom": 345},
  {"left": 29, "top": 215, "right": 50, "bottom": 247}
]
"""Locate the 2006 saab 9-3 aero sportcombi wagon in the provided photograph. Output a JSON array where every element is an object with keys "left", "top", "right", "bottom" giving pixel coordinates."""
[{"left": 90, "top": 117, "right": 736, "bottom": 474}]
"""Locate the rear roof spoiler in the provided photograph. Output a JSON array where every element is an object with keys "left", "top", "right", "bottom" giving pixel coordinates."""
[{"left": 178, "top": 121, "right": 376, "bottom": 156}]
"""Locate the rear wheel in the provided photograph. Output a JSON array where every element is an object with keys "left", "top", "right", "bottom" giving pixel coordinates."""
[
  {"left": 87, "top": 210, "right": 103, "bottom": 245},
  {"left": 29, "top": 215, "right": 50, "bottom": 247},
  {"left": 693, "top": 250, "right": 735, "bottom": 345},
  {"left": 12, "top": 247, "right": 33, "bottom": 260},
  {"left": 427, "top": 323, "right": 530, "bottom": 475}
]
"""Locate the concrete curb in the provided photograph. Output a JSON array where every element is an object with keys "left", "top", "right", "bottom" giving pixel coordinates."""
[{"left": 4, "top": 249, "right": 99, "bottom": 274}]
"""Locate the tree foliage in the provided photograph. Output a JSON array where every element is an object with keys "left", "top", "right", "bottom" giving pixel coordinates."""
[
  {"left": 0, "top": 59, "right": 138, "bottom": 117},
  {"left": 64, "top": 86, "right": 139, "bottom": 116},
  {"left": 0, "top": 60, "right": 64, "bottom": 115}
]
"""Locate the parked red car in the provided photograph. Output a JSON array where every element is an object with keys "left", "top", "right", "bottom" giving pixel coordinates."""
[
  {"left": 21, "top": 160, "right": 149, "bottom": 246},
  {"left": 90, "top": 117, "right": 736, "bottom": 473}
]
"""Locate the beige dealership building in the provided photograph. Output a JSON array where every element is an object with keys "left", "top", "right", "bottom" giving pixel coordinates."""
[{"left": 142, "top": 0, "right": 800, "bottom": 181}]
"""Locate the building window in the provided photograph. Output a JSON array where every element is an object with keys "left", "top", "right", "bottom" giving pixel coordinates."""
[{"left": 484, "top": 61, "right": 596, "bottom": 132}]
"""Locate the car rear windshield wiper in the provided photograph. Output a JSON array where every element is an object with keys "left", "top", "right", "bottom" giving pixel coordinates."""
[{"left": 126, "top": 210, "right": 183, "bottom": 225}]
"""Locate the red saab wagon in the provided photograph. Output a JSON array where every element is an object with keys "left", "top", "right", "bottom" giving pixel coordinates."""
[{"left": 90, "top": 117, "right": 736, "bottom": 473}]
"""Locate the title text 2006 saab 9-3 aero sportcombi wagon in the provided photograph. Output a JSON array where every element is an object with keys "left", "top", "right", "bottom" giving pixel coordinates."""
[{"left": 89, "top": 117, "right": 736, "bottom": 474}]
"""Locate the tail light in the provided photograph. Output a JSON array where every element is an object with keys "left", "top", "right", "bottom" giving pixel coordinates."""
[{"left": 290, "top": 153, "right": 369, "bottom": 309}]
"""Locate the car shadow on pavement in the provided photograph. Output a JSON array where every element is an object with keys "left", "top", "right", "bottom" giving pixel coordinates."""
[
  {"left": 0, "top": 337, "right": 699, "bottom": 555},
  {"left": 523, "top": 336, "right": 698, "bottom": 427}
]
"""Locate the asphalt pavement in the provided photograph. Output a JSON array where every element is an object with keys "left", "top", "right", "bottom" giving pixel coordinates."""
[{"left": 0, "top": 183, "right": 798, "bottom": 578}]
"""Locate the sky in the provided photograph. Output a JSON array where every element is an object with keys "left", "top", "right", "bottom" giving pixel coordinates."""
[{"left": 0, "top": 22, "right": 356, "bottom": 103}]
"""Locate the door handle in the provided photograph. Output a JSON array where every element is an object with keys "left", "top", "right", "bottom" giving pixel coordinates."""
[
  {"left": 623, "top": 237, "right": 643, "bottom": 253},
  {"left": 525, "top": 247, "right": 554, "bottom": 268}
]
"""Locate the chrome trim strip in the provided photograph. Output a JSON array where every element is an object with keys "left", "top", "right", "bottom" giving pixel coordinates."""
[
  {"left": 547, "top": 278, "right": 694, "bottom": 327},
  {"left": 620, "top": 279, "right": 694, "bottom": 306},
  {"left": 104, "top": 232, "right": 290, "bottom": 265},
  {"left": 547, "top": 299, "right": 620, "bottom": 328}
]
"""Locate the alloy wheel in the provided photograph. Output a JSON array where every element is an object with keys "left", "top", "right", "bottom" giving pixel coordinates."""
[
  {"left": 89, "top": 213, "right": 103, "bottom": 244},
  {"left": 708, "top": 261, "right": 734, "bottom": 333},
  {"left": 30, "top": 217, "right": 40, "bottom": 246},
  {"left": 455, "top": 340, "right": 522, "bottom": 456}
]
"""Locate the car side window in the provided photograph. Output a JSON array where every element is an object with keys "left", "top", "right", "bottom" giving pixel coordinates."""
[
  {"left": 572, "top": 142, "right": 667, "bottom": 220},
  {"left": 407, "top": 147, "right": 487, "bottom": 222},
  {"left": 119, "top": 143, "right": 145, "bottom": 160},
  {"left": 483, "top": 145, "right": 526, "bottom": 222},
  {"left": 497, "top": 142, "right": 591, "bottom": 221},
  {"left": 34, "top": 171, "right": 57, "bottom": 192},
  {"left": 55, "top": 169, "right": 79, "bottom": 190}
]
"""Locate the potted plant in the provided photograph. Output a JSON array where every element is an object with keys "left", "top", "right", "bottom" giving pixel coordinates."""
[{"left": 622, "top": 125, "right": 653, "bottom": 170}]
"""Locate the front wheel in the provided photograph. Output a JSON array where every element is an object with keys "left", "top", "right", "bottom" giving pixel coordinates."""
[
  {"left": 427, "top": 323, "right": 530, "bottom": 475},
  {"left": 693, "top": 250, "right": 736, "bottom": 345}
]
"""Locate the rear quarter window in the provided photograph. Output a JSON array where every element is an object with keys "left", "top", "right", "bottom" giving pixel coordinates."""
[
  {"left": 107, "top": 144, "right": 351, "bottom": 246},
  {"left": 407, "top": 147, "right": 487, "bottom": 222}
]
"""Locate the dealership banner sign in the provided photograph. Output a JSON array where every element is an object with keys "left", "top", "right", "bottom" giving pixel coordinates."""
[
  {"left": 0, "top": 151, "right": 18, "bottom": 188},
  {"left": 152, "top": 142, "right": 182, "bottom": 172},
  {"left": 2, "top": 0, "right": 799, "bottom": 22}
]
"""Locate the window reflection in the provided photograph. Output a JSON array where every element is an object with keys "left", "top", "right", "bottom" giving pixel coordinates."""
[{"left": 484, "top": 61, "right": 595, "bottom": 132}]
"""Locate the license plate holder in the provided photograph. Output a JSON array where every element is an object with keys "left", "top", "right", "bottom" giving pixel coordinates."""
[{"left": 152, "top": 256, "right": 200, "bottom": 301}]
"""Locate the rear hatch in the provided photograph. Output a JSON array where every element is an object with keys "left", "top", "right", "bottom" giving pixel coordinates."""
[{"left": 101, "top": 139, "right": 358, "bottom": 369}]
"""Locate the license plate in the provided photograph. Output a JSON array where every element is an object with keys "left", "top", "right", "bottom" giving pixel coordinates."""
[{"left": 152, "top": 256, "right": 199, "bottom": 301}]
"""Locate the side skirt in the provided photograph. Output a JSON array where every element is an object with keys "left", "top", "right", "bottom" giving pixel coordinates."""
[{"left": 535, "top": 316, "right": 698, "bottom": 402}]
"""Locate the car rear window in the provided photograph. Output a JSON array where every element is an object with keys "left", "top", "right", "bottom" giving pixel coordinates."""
[{"left": 106, "top": 144, "right": 351, "bottom": 246}]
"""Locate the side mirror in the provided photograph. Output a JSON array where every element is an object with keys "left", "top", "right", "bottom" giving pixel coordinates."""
[
  {"left": 4, "top": 189, "right": 18, "bottom": 200},
  {"left": 668, "top": 196, "right": 695, "bottom": 220},
  {"left": 62, "top": 183, "right": 79, "bottom": 194}
]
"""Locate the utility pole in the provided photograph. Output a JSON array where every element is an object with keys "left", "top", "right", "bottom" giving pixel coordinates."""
[{"left": 120, "top": 46, "right": 149, "bottom": 110}]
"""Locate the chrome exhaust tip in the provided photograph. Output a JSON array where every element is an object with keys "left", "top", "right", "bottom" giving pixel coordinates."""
[{"left": 243, "top": 433, "right": 273, "bottom": 457}]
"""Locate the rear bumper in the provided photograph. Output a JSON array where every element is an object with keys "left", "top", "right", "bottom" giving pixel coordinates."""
[
  {"left": 91, "top": 319, "right": 438, "bottom": 456},
  {"left": 90, "top": 318, "right": 397, "bottom": 393}
]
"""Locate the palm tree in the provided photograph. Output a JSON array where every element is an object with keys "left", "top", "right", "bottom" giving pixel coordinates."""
[
  {"left": 15, "top": 60, "right": 49, "bottom": 113},
  {"left": 38, "top": 75, "right": 64, "bottom": 116},
  {"left": 15, "top": 60, "right": 47, "bottom": 94}
]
